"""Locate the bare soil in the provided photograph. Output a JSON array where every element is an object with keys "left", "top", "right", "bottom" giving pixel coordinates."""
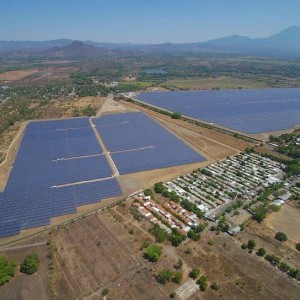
[
  {"left": 0, "top": 243, "right": 49, "bottom": 300},
  {"left": 0, "top": 69, "right": 39, "bottom": 81},
  {"left": 265, "top": 204, "right": 300, "bottom": 243}
]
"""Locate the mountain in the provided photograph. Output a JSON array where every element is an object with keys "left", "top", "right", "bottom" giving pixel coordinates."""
[
  {"left": 202, "top": 26, "right": 300, "bottom": 55},
  {"left": 42, "top": 41, "right": 118, "bottom": 58},
  {"left": 0, "top": 26, "right": 300, "bottom": 57},
  {"left": 0, "top": 39, "right": 73, "bottom": 53}
]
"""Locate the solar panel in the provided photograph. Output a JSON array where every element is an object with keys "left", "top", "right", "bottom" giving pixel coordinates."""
[
  {"left": 93, "top": 112, "right": 205, "bottom": 174},
  {"left": 0, "top": 118, "right": 122, "bottom": 238},
  {"left": 137, "top": 88, "right": 300, "bottom": 134}
]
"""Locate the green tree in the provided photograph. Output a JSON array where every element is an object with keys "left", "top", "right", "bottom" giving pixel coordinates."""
[
  {"left": 171, "top": 112, "right": 181, "bottom": 119},
  {"left": 144, "top": 245, "right": 162, "bottom": 262},
  {"left": 256, "top": 248, "right": 266, "bottom": 257},
  {"left": 102, "top": 288, "right": 109, "bottom": 296},
  {"left": 0, "top": 256, "right": 16, "bottom": 285},
  {"left": 275, "top": 232, "right": 287, "bottom": 242},
  {"left": 187, "top": 230, "right": 200, "bottom": 241},
  {"left": 296, "top": 243, "right": 300, "bottom": 252},
  {"left": 150, "top": 225, "right": 168, "bottom": 243},
  {"left": 197, "top": 275, "right": 208, "bottom": 291},
  {"left": 172, "top": 271, "right": 183, "bottom": 284},
  {"left": 154, "top": 182, "right": 165, "bottom": 193},
  {"left": 168, "top": 229, "right": 185, "bottom": 247},
  {"left": 175, "top": 258, "right": 183, "bottom": 269},
  {"left": 189, "top": 267, "right": 200, "bottom": 279},
  {"left": 157, "top": 269, "right": 172, "bottom": 284},
  {"left": 20, "top": 254, "right": 39, "bottom": 275},
  {"left": 247, "top": 239, "right": 256, "bottom": 250}
]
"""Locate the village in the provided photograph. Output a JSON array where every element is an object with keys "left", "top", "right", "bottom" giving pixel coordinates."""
[{"left": 130, "top": 152, "right": 297, "bottom": 237}]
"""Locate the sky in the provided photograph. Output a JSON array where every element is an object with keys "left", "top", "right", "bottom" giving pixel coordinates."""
[{"left": 0, "top": 0, "right": 300, "bottom": 43}]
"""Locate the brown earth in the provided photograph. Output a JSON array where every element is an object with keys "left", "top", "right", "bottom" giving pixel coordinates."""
[
  {"left": 52, "top": 209, "right": 167, "bottom": 299},
  {"left": 265, "top": 204, "right": 300, "bottom": 243},
  {"left": 0, "top": 69, "right": 39, "bottom": 81},
  {"left": 237, "top": 216, "right": 300, "bottom": 270},
  {"left": 0, "top": 242, "right": 49, "bottom": 300},
  {"left": 178, "top": 232, "right": 300, "bottom": 300}
]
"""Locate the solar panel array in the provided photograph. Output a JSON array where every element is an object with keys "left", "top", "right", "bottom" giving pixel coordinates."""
[
  {"left": 0, "top": 118, "right": 122, "bottom": 238},
  {"left": 1, "top": 113, "right": 205, "bottom": 238},
  {"left": 93, "top": 112, "right": 205, "bottom": 174},
  {"left": 137, "top": 88, "right": 300, "bottom": 134}
]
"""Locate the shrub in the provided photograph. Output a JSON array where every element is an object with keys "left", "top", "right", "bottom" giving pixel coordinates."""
[
  {"left": 210, "top": 282, "right": 220, "bottom": 291},
  {"left": 187, "top": 230, "right": 200, "bottom": 241},
  {"left": 256, "top": 248, "right": 266, "bottom": 257},
  {"left": 20, "top": 254, "right": 39, "bottom": 275},
  {"left": 149, "top": 224, "right": 168, "bottom": 243},
  {"left": 170, "top": 291, "right": 176, "bottom": 298},
  {"left": 102, "top": 288, "right": 109, "bottom": 296},
  {"left": 197, "top": 275, "right": 208, "bottom": 291},
  {"left": 144, "top": 245, "right": 162, "bottom": 262},
  {"left": 296, "top": 243, "right": 300, "bottom": 252},
  {"left": 168, "top": 229, "right": 185, "bottom": 247},
  {"left": 171, "top": 112, "right": 181, "bottom": 119},
  {"left": 0, "top": 256, "right": 16, "bottom": 285},
  {"left": 172, "top": 271, "right": 183, "bottom": 284},
  {"left": 189, "top": 267, "right": 200, "bottom": 279},
  {"left": 275, "top": 232, "right": 287, "bottom": 242},
  {"left": 247, "top": 239, "right": 256, "bottom": 250},
  {"left": 157, "top": 269, "right": 173, "bottom": 284}
]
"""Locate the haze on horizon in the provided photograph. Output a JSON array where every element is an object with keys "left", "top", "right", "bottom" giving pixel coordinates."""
[{"left": 0, "top": 0, "right": 300, "bottom": 43}]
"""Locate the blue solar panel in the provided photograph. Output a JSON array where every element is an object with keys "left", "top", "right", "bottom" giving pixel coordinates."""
[
  {"left": 0, "top": 117, "right": 122, "bottom": 238},
  {"left": 75, "top": 179, "right": 122, "bottom": 206},
  {"left": 93, "top": 112, "right": 205, "bottom": 174},
  {"left": 137, "top": 88, "right": 300, "bottom": 134}
]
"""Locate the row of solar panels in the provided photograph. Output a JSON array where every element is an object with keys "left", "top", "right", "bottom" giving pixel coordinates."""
[
  {"left": 0, "top": 112, "right": 205, "bottom": 238},
  {"left": 0, "top": 118, "right": 122, "bottom": 238},
  {"left": 0, "top": 179, "right": 122, "bottom": 237},
  {"left": 137, "top": 89, "right": 300, "bottom": 134},
  {"left": 93, "top": 112, "right": 204, "bottom": 175}
]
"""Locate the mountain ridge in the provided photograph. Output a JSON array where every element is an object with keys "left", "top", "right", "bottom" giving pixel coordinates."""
[{"left": 1, "top": 26, "right": 300, "bottom": 57}]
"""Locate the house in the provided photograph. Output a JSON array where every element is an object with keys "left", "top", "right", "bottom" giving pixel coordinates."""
[
  {"left": 228, "top": 226, "right": 241, "bottom": 236},
  {"left": 277, "top": 192, "right": 292, "bottom": 202}
]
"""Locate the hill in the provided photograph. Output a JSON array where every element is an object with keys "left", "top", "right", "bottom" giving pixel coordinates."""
[{"left": 0, "top": 26, "right": 300, "bottom": 57}]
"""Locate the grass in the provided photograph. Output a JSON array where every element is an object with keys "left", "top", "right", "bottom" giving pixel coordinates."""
[{"left": 161, "top": 76, "right": 271, "bottom": 90}]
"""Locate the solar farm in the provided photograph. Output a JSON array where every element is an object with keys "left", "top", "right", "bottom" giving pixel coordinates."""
[
  {"left": 0, "top": 112, "right": 204, "bottom": 238},
  {"left": 137, "top": 88, "right": 300, "bottom": 134}
]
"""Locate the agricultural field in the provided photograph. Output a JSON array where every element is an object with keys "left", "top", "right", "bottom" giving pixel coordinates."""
[{"left": 161, "top": 76, "right": 270, "bottom": 90}]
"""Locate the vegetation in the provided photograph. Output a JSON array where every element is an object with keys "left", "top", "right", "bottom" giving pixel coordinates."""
[
  {"left": 144, "top": 244, "right": 162, "bottom": 262},
  {"left": 246, "top": 239, "right": 256, "bottom": 250},
  {"left": 172, "top": 271, "right": 183, "bottom": 284},
  {"left": 187, "top": 229, "right": 200, "bottom": 241},
  {"left": 189, "top": 267, "right": 200, "bottom": 279},
  {"left": 180, "top": 199, "right": 204, "bottom": 218},
  {"left": 20, "top": 254, "right": 39, "bottom": 275},
  {"left": 156, "top": 269, "right": 172, "bottom": 284},
  {"left": 256, "top": 248, "right": 266, "bottom": 257},
  {"left": 197, "top": 275, "right": 208, "bottom": 291},
  {"left": 168, "top": 228, "right": 185, "bottom": 246},
  {"left": 275, "top": 232, "right": 288, "bottom": 242},
  {"left": 171, "top": 112, "right": 181, "bottom": 119},
  {"left": 296, "top": 243, "right": 300, "bottom": 252},
  {"left": 102, "top": 288, "right": 109, "bottom": 296},
  {"left": 210, "top": 282, "right": 220, "bottom": 291},
  {"left": 0, "top": 256, "right": 16, "bottom": 285},
  {"left": 149, "top": 224, "right": 168, "bottom": 243}
]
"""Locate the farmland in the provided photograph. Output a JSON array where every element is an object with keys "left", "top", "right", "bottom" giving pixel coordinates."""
[{"left": 161, "top": 76, "right": 271, "bottom": 90}]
